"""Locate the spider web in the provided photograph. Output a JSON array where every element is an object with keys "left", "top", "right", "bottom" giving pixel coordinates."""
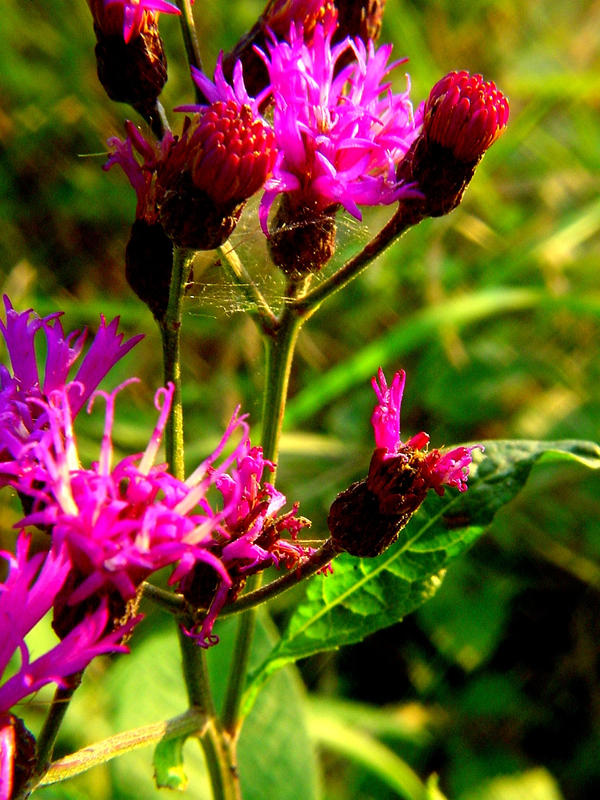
[{"left": 184, "top": 196, "right": 376, "bottom": 318}]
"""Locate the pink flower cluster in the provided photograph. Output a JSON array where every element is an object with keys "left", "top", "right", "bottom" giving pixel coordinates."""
[
  {"left": 106, "top": 7, "right": 424, "bottom": 238},
  {"left": 0, "top": 298, "right": 312, "bottom": 793}
]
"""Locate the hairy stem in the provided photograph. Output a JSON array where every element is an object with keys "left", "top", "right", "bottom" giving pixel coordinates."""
[{"left": 160, "top": 247, "right": 194, "bottom": 478}]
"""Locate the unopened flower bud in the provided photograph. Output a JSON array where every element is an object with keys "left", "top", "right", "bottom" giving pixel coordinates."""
[
  {"left": 397, "top": 70, "right": 509, "bottom": 216},
  {"left": 88, "top": 1, "right": 179, "bottom": 127},
  {"left": 157, "top": 100, "right": 276, "bottom": 249}
]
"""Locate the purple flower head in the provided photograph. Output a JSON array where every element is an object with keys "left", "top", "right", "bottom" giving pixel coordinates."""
[
  {"left": 0, "top": 535, "right": 133, "bottom": 798},
  {"left": 176, "top": 439, "right": 312, "bottom": 647},
  {"left": 88, "top": 0, "right": 181, "bottom": 44},
  {"left": 257, "top": 17, "right": 423, "bottom": 233},
  {"left": 328, "top": 368, "right": 483, "bottom": 557},
  {"left": 0, "top": 297, "right": 142, "bottom": 483},
  {"left": 14, "top": 382, "right": 247, "bottom": 635}
]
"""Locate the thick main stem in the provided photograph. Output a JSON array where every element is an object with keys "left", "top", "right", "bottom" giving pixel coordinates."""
[
  {"left": 160, "top": 248, "right": 193, "bottom": 477},
  {"left": 160, "top": 247, "right": 240, "bottom": 800},
  {"left": 222, "top": 304, "right": 303, "bottom": 737}
]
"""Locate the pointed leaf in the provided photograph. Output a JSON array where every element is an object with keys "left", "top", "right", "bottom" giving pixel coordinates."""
[{"left": 245, "top": 440, "right": 600, "bottom": 709}]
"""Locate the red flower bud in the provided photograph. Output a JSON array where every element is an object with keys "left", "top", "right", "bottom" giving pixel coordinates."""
[{"left": 424, "top": 70, "right": 509, "bottom": 163}]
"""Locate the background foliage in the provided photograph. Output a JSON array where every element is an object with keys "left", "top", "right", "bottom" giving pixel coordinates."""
[{"left": 1, "top": 0, "right": 600, "bottom": 798}]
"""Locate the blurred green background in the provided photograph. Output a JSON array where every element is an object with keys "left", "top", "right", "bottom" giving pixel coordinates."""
[{"left": 1, "top": 0, "right": 600, "bottom": 798}]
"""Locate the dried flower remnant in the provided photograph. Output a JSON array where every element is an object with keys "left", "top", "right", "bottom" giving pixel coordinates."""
[
  {"left": 0, "top": 536, "right": 133, "bottom": 800},
  {"left": 397, "top": 70, "right": 509, "bottom": 216},
  {"left": 174, "top": 440, "right": 313, "bottom": 647},
  {"left": 87, "top": 0, "right": 180, "bottom": 128},
  {"left": 328, "top": 369, "right": 483, "bottom": 557},
  {"left": 258, "top": 15, "right": 422, "bottom": 278}
]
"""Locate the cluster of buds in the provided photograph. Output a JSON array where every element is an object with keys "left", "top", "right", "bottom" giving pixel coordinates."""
[{"left": 97, "top": 1, "right": 508, "bottom": 304}]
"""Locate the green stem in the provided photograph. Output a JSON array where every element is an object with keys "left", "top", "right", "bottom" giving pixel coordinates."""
[
  {"left": 31, "top": 673, "right": 83, "bottom": 782},
  {"left": 175, "top": 0, "right": 205, "bottom": 101},
  {"left": 177, "top": 628, "right": 241, "bottom": 800},
  {"left": 221, "top": 539, "right": 340, "bottom": 616},
  {"left": 160, "top": 247, "right": 194, "bottom": 479},
  {"left": 222, "top": 304, "right": 303, "bottom": 736},
  {"left": 160, "top": 248, "right": 239, "bottom": 799},
  {"left": 260, "top": 304, "right": 304, "bottom": 467}
]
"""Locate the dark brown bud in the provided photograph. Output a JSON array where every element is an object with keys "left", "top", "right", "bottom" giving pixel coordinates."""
[
  {"left": 268, "top": 196, "right": 338, "bottom": 280},
  {"left": 125, "top": 219, "right": 174, "bottom": 321},
  {"left": 327, "top": 447, "right": 429, "bottom": 557},
  {"left": 333, "top": 0, "right": 387, "bottom": 46},
  {"left": 94, "top": 24, "right": 168, "bottom": 126},
  {"left": 1, "top": 714, "right": 37, "bottom": 800}
]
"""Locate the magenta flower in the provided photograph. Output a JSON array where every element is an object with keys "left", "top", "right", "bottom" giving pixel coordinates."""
[
  {"left": 0, "top": 297, "right": 142, "bottom": 481},
  {"left": 0, "top": 535, "right": 133, "bottom": 800},
  {"left": 257, "top": 15, "right": 423, "bottom": 232},
  {"left": 328, "top": 368, "right": 483, "bottom": 557},
  {"left": 14, "top": 381, "right": 247, "bottom": 638},
  {"left": 87, "top": 0, "right": 180, "bottom": 44},
  {"left": 370, "top": 367, "right": 482, "bottom": 494}
]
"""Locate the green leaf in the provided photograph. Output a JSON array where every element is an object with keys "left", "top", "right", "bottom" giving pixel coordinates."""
[
  {"left": 244, "top": 440, "right": 600, "bottom": 709},
  {"left": 102, "top": 614, "right": 319, "bottom": 800},
  {"left": 153, "top": 736, "right": 188, "bottom": 790},
  {"left": 306, "top": 698, "right": 427, "bottom": 800}
]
